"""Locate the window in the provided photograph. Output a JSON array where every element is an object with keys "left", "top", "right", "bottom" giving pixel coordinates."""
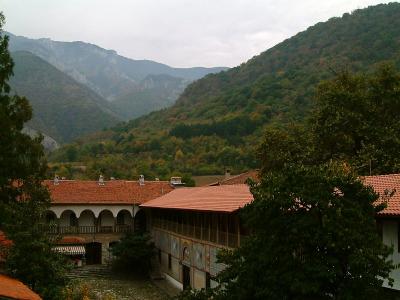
[
  {"left": 168, "top": 253, "right": 172, "bottom": 270},
  {"left": 158, "top": 249, "right": 162, "bottom": 264}
]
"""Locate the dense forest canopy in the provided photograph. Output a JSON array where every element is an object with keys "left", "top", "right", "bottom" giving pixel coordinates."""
[{"left": 50, "top": 3, "right": 400, "bottom": 180}]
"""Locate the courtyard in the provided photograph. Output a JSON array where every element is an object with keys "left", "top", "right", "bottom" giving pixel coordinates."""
[{"left": 65, "top": 276, "right": 176, "bottom": 300}]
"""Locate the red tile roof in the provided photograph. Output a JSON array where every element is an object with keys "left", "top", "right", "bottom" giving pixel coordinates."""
[
  {"left": 193, "top": 175, "right": 226, "bottom": 187},
  {"left": 58, "top": 236, "right": 85, "bottom": 244},
  {"left": 140, "top": 184, "right": 253, "bottom": 213},
  {"left": 363, "top": 174, "right": 400, "bottom": 216},
  {"left": 43, "top": 180, "right": 173, "bottom": 205},
  {"left": 219, "top": 170, "right": 259, "bottom": 185},
  {"left": 0, "top": 274, "right": 41, "bottom": 300},
  {"left": 209, "top": 170, "right": 259, "bottom": 186},
  {"left": 0, "top": 231, "right": 12, "bottom": 262}
]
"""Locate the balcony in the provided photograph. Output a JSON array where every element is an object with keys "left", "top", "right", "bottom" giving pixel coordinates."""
[
  {"left": 153, "top": 223, "right": 241, "bottom": 248},
  {"left": 48, "top": 225, "right": 134, "bottom": 235}
]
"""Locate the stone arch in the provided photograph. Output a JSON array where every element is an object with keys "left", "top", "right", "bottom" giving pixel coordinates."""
[
  {"left": 99, "top": 209, "right": 114, "bottom": 233},
  {"left": 59, "top": 209, "right": 78, "bottom": 227},
  {"left": 45, "top": 210, "right": 57, "bottom": 223},
  {"left": 78, "top": 209, "right": 96, "bottom": 227},
  {"left": 116, "top": 209, "right": 132, "bottom": 225}
]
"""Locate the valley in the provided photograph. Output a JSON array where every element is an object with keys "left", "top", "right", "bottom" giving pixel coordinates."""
[
  {"left": 7, "top": 33, "right": 227, "bottom": 143},
  {"left": 50, "top": 3, "right": 400, "bottom": 180}
]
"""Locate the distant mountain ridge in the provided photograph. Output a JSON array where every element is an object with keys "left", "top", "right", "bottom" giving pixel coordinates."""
[
  {"left": 9, "top": 51, "right": 121, "bottom": 143},
  {"left": 7, "top": 32, "right": 228, "bottom": 120}
]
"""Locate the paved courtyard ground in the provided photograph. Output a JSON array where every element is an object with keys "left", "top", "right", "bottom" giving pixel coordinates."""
[{"left": 68, "top": 277, "right": 172, "bottom": 300}]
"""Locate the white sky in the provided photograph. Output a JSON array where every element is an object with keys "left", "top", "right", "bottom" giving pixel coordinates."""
[{"left": 0, "top": 0, "right": 395, "bottom": 68}]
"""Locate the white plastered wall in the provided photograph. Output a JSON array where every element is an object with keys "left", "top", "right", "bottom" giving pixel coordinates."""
[
  {"left": 59, "top": 210, "right": 74, "bottom": 226},
  {"left": 382, "top": 220, "right": 400, "bottom": 290}
]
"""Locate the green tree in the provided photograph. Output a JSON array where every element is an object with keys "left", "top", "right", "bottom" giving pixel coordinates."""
[
  {"left": 0, "top": 13, "right": 69, "bottom": 299},
  {"left": 259, "top": 64, "right": 400, "bottom": 176},
  {"left": 186, "top": 163, "right": 392, "bottom": 300},
  {"left": 5, "top": 194, "right": 70, "bottom": 299},
  {"left": 312, "top": 64, "right": 400, "bottom": 174},
  {"left": 111, "top": 232, "right": 155, "bottom": 277},
  {"left": 258, "top": 123, "right": 315, "bottom": 175}
]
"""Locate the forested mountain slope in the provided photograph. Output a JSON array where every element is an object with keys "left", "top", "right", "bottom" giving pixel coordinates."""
[
  {"left": 51, "top": 3, "right": 400, "bottom": 179},
  {"left": 112, "top": 74, "right": 188, "bottom": 120},
  {"left": 10, "top": 51, "right": 121, "bottom": 143},
  {"left": 7, "top": 33, "right": 227, "bottom": 119}
]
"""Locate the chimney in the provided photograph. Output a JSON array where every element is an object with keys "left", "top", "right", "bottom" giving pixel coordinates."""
[
  {"left": 139, "top": 174, "right": 145, "bottom": 186},
  {"left": 170, "top": 176, "right": 185, "bottom": 188},
  {"left": 98, "top": 175, "right": 105, "bottom": 186},
  {"left": 225, "top": 169, "right": 231, "bottom": 179},
  {"left": 54, "top": 174, "right": 59, "bottom": 185}
]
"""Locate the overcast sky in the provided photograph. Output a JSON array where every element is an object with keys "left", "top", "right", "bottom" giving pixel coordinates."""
[{"left": 0, "top": 0, "right": 395, "bottom": 68}]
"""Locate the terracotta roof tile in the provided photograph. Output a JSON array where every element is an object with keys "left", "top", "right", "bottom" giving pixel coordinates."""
[
  {"left": 58, "top": 236, "right": 85, "bottom": 244},
  {"left": 43, "top": 180, "right": 173, "bottom": 205},
  {"left": 0, "top": 274, "right": 41, "bottom": 300},
  {"left": 140, "top": 184, "right": 253, "bottom": 213},
  {"left": 363, "top": 174, "right": 400, "bottom": 216},
  {"left": 209, "top": 170, "right": 260, "bottom": 186},
  {"left": 0, "top": 230, "right": 12, "bottom": 262}
]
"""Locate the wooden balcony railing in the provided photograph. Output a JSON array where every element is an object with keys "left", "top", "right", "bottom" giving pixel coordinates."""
[{"left": 153, "top": 222, "right": 242, "bottom": 248}]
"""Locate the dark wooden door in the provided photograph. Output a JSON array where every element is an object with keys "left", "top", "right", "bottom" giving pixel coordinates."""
[
  {"left": 85, "top": 242, "right": 102, "bottom": 265},
  {"left": 182, "top": 265, "right": 191, "bottom": 289}
]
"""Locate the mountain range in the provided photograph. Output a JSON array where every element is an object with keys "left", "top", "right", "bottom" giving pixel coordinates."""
[
  {"left": 49, "top": 2, "right": 400, "bottom": 179},
  {"left": 10, "top": 51, "right": 120, "bottom": 143},
  {"left": 7, "top": 33, "right": 227, "bottom": 142}
]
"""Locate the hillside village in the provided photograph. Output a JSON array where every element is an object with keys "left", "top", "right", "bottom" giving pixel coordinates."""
[{"left": 2, "top": 2, "right": 400, "bottom": 300}]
